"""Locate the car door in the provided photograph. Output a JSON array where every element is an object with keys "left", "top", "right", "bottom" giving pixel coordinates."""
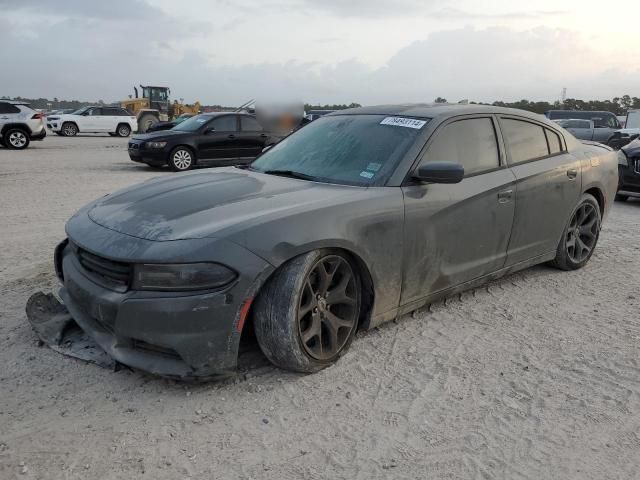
[
  {"left": 101, "top": 108, "right": 120, "bottom": 132},
  {"left": 83, "top": 108, "right": 103, "bottom": 131},
  {"left": 0, "top": 102, "right": 21, "bottom": 128},
  {"left": 499, "top": 117, "right": 582, "bottom": 266},
  {"left": 196, "top": 114, "right": 239, "bottom": 163},
  {"left": 400, "top": 116, "right": 516, "bottom": 306},
  {"left": 565, "top": 120, "right": 594, "bottom": 141},
  {"left": 591, "top": 114, "right": 618, "bottom": 143},
  {"left": 237, "top": 115, "right": 269, "bottom": 162}
]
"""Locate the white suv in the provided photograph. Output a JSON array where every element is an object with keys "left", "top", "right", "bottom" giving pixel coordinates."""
[
  {"left": 0, "top": 101, "right": 47, "bottom": 150},
  {"left": 47, "top": 106, "right": 137, "bottom": 137}
]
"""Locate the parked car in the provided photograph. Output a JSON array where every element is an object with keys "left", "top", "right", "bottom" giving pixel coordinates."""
[
  {"left": 127, "top": 112, "right": 280, "bottom": 171},
  {"left": 28, "top": 104, "right": 617, "bottom": 379},
  {"left": 553, "top": 119, "right": 597, "bottom": 141},
  {"left": 545, "top": 110, "right": 620, "bottom": 144},
  {"left": 0, "top": 100, "right": 47, "bottom": 149},
  {"left": 47, "top": 106, "right": 137, "bottom": 137},
  {"left": 146, "top": 113, "right": 193, "bottom": 132},
  {"left": 615, "top": 137, "right": 640, "bottom": 201}
]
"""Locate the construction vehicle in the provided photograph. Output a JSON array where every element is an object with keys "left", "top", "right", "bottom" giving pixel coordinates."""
[{"left": 120, "top": 85, "right": 201, "bottom": 133}]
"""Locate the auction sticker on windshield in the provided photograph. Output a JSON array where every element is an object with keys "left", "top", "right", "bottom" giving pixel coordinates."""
[{"left": 380, "top": 117, "right": 427, "bottom": 129}]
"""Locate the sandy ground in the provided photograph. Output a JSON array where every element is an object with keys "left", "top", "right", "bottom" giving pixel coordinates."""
[{"left": 1, "top": 135, "right": 640, "bottom": 479}]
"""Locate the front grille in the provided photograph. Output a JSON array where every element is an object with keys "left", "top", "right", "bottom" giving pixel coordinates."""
[{"left": 77, "top": 248, "right": 131, "bottom": 288}]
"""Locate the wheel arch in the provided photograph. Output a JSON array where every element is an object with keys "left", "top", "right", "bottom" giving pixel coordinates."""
[
  {"left": 584, "top": 186, "right": 605, "bottom": 217},
  {"left": 244, "top": 245, "right": 377, "bottom": 339},
  {"left": 1, "top": 123, "right": 32, "bottom": 136}
]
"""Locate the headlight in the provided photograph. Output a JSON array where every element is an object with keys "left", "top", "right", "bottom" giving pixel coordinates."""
[
  {"left": 132, "top": 263, "right": 237, "bottom": 291},
  {"left": 618, "top": 150, "right": 629, "bottom": 166},
  {"left": 146, "top": 141, "right": 167, "bottom": 148}
]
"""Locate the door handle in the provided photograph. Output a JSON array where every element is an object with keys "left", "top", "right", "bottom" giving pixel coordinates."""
[
  {"left": 497, "top": 189, "right": 513, "bottom": 203},
  {"left": 260, "top": 133, "right": 268, "bottom": 138},
  {"left": 227, "top": 134, "right": 236, "bottom": 139},
  {"left": 567, "top": 168, "right": 578, "bottom": 179}
]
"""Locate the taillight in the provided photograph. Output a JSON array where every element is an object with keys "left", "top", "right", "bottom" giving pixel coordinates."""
[{"left": 32, "top": 113, "right": 45, "bottom": 119}]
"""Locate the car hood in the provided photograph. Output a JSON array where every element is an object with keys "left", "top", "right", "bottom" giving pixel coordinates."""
[
  {"left": 87, "top": 168, "right": 364, "bottom": 241},
  {"left": 132, "top": 129, "right": 188, "bottom": 142}
]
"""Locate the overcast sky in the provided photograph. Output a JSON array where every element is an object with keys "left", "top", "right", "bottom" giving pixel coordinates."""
[{"left": 1, "top": 0, "right": 639, "bottom": 105}]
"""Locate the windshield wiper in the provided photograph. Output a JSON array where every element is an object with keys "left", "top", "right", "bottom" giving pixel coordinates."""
[{"left": 262, "top": 169, "right": 318, "bottom": 181}]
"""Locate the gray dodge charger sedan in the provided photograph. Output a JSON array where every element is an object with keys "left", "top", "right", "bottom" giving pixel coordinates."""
[{"left": 31, "top": 105, "right": 618, "bottom": 379}]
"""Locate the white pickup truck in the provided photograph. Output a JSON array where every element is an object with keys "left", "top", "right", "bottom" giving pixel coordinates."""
[{"left": 47, "top": 106, "right": 137, "bottom": 137}]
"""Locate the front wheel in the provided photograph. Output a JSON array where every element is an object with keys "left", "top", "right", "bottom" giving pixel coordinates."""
[
  {"left": 550, "top": 193, "right": 601, "bottom": 271},
  {"left": 169, "top": 147, "right": 194, "bottom": 172},
  {"left": 3, "top": 128, "right": 30, "bottom": 149},
  {"left": 254, "top": 250, "right": 361, "bottom": 373},
  {"left": 61, "top": 122, "right": 78, "bottom": 137}
]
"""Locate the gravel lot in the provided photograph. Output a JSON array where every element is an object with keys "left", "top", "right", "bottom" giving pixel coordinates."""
[{"left": 1, "top": 135, "right": 640, "bottom": 479}]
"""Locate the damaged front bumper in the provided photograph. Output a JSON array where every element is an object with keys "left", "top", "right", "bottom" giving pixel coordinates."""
[{"left": 26, "top": 234, "right": 272, "bottom": 380}]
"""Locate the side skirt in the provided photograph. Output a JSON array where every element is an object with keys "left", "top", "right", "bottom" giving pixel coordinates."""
[{"left": 368, "top": 251, "right": 556, "bottom": 328}]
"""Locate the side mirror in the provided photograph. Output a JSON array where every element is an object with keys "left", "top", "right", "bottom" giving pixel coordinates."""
[
  {"left": 261, "top": 145, "right": 273, "bottom": 153},
  {"left": 413, "top": 162, "right": 464, "bottom": 184},
  {"left": 204, "top": 127, "right": 216, "bottom": 134}
]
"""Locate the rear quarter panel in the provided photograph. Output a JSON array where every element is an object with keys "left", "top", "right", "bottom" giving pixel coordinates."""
[{"left": 578, "top": 142, "right": 617, "bottom": 222}]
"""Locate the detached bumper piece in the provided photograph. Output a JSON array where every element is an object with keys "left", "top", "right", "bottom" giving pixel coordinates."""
[{"left": 25, "top": 291, "right": 117, "bottom": 370}]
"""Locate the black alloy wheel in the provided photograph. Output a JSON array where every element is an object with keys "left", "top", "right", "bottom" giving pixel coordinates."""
[
  {"left": 297, "top": 255, "right": 358, "bottom": 360},
  {"left": 565, "top": 202, "right": 598, "bottom": 263}
]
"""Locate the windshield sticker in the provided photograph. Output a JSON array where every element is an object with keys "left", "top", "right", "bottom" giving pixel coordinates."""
[
  {"left": 366, "top": 162, "right": 382, "bottom": 172},
  {"left": 359, "top": 171, "right": 374, "bottom": 179},
  {"left": 380, "top": 117, "right": 426, "bottom": 129}
]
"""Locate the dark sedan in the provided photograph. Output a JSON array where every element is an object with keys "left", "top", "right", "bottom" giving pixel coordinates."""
[
  {"left": 616, "top": 137, "right": 640, "bottom": 201},
  {"left": 29, "top": 105, "right": 617, "bottom": 379},
  {"left": 128, "top": 112, "right": 280, "bottom": 171}
]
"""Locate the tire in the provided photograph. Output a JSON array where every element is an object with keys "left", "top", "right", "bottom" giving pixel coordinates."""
[
  {"left": 615, "top": 193, "right": 629, "bottom": 202},
  {"left": 3, "top": 128, "right": 30, "bottom": 150},
  {"left": 61, "top": 122, "right": 78, "bottom": 137},
  {"left": 169, "top": 146, "right": 195, "bottom": 172},
  {"left": 116, "top": 123, "right": 131, "bottom": 137},
  {"left": 254, "top": 250, "right": 361, "bottom": 373},
  {"left": 550, "top": 193, "right": 601, "bottom": 271},
  {"left": 137, "top": 113, "right": 158, "bottom": 134}
]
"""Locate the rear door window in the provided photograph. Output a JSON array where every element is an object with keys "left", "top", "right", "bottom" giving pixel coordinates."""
[
  {"left": 501, "top": 119, "right": 549, "bottom": 164},
  {"left": 240, "top": 116, "right": 263, "bottom": 132},
  {"left": 209, "top": 115, "right": 238, "bottom": 132},
  {"left": 0, "top": 103, "right": 21, "bottom": 114},
  {"left": 421, "top": 117, "right": 500, "bottom": 176},
  {"left": 545, "top": 128, "right": 563, "bottom": 155}
]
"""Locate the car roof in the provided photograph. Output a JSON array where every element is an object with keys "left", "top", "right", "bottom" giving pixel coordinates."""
[
  {"left": 330, "top": 104, "right": 549, "bottom": 122},
  {"left": 0, "top": 100, "right": 31, "bottom": 106}
]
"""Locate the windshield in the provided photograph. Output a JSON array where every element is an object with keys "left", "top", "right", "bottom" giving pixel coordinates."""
[
  {"left": 173, "top": 114, "right": 211, "bottom": 132},
  {"left": 71, "top": 106, "right": 90, "bottom": 115},
  {"left": 251, "top": 114, "right": 428, "bottom": 186}
]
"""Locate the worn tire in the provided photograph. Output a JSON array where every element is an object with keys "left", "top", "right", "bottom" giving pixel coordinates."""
[
  {"left": 116, "top": 123, "right": 131, "bottom": 137},
  {"left": 61, "top": 122, "right": 78, "bottom": 137},
  {"left": 137, "top": 113, "right": 158, "bottom": 134},
  {"left": 550, "top": 193, "right": 601, "bottom": 271},
  {"left": 253, "top": 250, "right": 361, "bottom": 373},
  {"left": 169, "top": 146, "right": 195, "bottom": 172},
  {"left": 615, "top": 193, "right": 629, "bottom": 202},
  {"left": 3, "top": 128, "right": 30, "bottom": 149}
]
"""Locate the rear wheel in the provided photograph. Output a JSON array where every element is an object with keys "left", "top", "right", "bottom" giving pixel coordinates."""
[
  {"left": 137, "top": 113, "right": 158, "bottom": 134},
  {"left": 61, "top": 122, "right": 78, "bottom": 137},
  {"left": 254, "top": 250, "right": 361, "bottom": 372},
  {"left": 169, "top": 146, "right": 194, "bottom": 172},
  {"left": 116, "top": 123, "right": 131, "bottom": 137},
  {"left": 550, "top": 193, "right": 601, "bottom": 271},
  {"left": 3, "top": 128, "right": 30, "bottom": 149}
]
